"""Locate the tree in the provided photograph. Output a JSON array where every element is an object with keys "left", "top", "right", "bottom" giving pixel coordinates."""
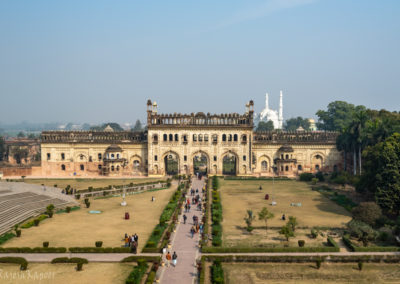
[
  {"left": 256, "top": 121, "right": 274, "bottom": 131},
  {"left": 244, "top": 210, "right": 256, "bottom": 233},
  {"left": 27, "top": 133, "right": 36, "bottom": 139},
  {"left": 352, "top": 202, "right": 382, "bottom": 227},
  {"left": 347, "top": 219, "right": 378, "bottom": 247},
  {"left": 284, "top": 117, "right": 311, "bottom": 131},
  {"left": 17, "top": 131, "right": 25, "bottom": 138},
  {"left": 0, "top": 136, "right": 5, "bottom": 162},
  {"left": 316, "top": 101, "right": 355, "bottom": 131},
  {"left": 358, "top": 133, "right": 400, "bottom": 217},
  {"left": 12, "top": 147, "right": 28, "bottom": 164},
  {"left": 258, "top": 207, "right": 274, "bottom": 234},
  {"left": 279, "top": 224, "right": 294, "bottom": 241},
  {"left": 288, "top": 216, "right": 298, "bottom": 232},
  {"left": 132, "top": 120, "right": 143, "bottom": 132}
]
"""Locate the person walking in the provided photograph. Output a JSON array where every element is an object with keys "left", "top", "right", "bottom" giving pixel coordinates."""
[
  {"left": 172, "top": 251, "right": 178, "bottom": 267},
  {"left": 166, "top": 251, "right": 172, "bottom": 267},
  {"left": 190, "top": 226, "right": 195, "bottom": 238},
  {"left": 183, "top": 214, "right": 187, "bottom": 224}
]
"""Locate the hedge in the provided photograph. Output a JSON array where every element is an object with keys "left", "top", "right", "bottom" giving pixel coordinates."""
[
  {"left": 21, "top": 214, "right": 48, "bottom": 228},
  {"left": 211, "top": 261, "right": 224, "bottom": 284},
  {"left": 224, "top": 176, "right": 291, "bottom": 181},
  {"left": 120, "top": 256, "right": 162, "bottom": 263},
  {"left": 0, "top": 247, "right": 67, "bottom": 253},
  {"left": 0, "top": 257, "right": 28, "bottom": 270},
  {"left": 0, "top": 232, "right": 15, "bottom": 245},
  {"left": 202, "top": 255, "right": 327, "bottom": 263},
  {"left": 51, "top": 257, "right": 88, "bottom": 264},
  {"left": 327, "top": 236, "right": 339, "bottom": 248},
  {"left": 68, "top": 247, "right": 130, "bottom": 253},
  {"left": 125, "top": 261, "right": 148, "bottom": 284},
  {"left": 202, "top": 246, "right": 339, "bottom": 253},
  {"left": 342, "top": 235, "right": 399, "bottom": 252},
  {"left": 211, "top": 189, "right": 223, "bottom": 247}
]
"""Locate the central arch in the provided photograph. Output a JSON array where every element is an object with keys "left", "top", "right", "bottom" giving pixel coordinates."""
[
  {"left": 221, "top": 151, "right": 238, "bottom": 175},
  {"left": 162, "top": 151, "right": 180, "bottom": 175},
  {"left": 191, "top": 150, "right": 210, "bottom": 175}
]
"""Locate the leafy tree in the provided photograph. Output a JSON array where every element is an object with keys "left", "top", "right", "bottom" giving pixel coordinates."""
[
  {"left": 284, "top": 117, "right": 311, "bottom": 131},
  {"left": 358, "top": 133, "right": 400, "bottom": 217},
  {"left": 17, "top": 131, "right": 25, "bottom": 138},
  {"left": 347, "top": 219, "right": 378, "bottom": 246},
  {"left": 352, "top": 202, "right": 382, "bottom": 226},
  {"left": 258, "top": 207, "right": 274, "bottom": 234},
  {"left": 0, "top": 136, "right": 5, "bottom": 161},
  {"left": 288, "top": 216, "right": 298, "bottom": 232},
  {"left": 279, "top": 224, "right": 294, "bottom": 241},
  {"left": 256, "top": 121, "right": 274, "bottom": 131},
  {"left": 244, "top": 210, "right": 256, "bottom": 233},
  {"left": 316, "top": 101, "right": 356, "bottom": 131},
  {"left": 132, "top": 119, "right": 143, "bottom": 132}
]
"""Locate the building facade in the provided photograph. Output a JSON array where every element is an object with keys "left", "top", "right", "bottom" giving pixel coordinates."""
[{"left": 40, "top": 100, "right": 342, "bottom": 177}]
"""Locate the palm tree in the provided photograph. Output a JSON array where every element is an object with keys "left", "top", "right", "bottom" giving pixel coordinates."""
[{"left": 349, "top": 108, "right": 368, "bottom": 175}]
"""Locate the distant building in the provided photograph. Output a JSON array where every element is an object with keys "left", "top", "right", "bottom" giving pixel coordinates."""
[
  {"left": 308, "top": 119, "right": 317, "bottom": 131},
  {"left": 257, "top": 91, "right": 283, "bottom": 129}
]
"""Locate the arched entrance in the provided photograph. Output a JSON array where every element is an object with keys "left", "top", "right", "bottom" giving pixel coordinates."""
[
  {"left": 193, "top": 151, "right": 209, "bottom": 175},
  {"left": 163, "top": 152, "right": 179, "bottom": 175},
  {"left": 222, "top": 152, "right": 237, "bottom": 175}
]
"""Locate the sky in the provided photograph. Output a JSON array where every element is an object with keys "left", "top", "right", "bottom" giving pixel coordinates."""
[{"left": 0, "top": 0, "right": 399, "bottom": 125}]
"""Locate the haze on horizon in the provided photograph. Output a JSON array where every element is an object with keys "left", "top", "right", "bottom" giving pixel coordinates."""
[{"left": 0, "top": 0, "right": 399, "bottom": 125}]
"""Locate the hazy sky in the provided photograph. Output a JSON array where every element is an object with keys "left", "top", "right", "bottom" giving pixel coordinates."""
[{"left": 0, "top": 0, "right": 399, "bottom": 124}]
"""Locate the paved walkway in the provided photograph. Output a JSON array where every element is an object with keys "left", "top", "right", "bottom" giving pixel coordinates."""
[{"left": 159, "top": 177, "right": 204, "bottom": 284}]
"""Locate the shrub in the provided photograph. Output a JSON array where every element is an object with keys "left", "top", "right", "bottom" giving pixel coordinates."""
[
  {"left": 85, "top": 202, "right": 91, "bottom": 208},
  {"left": 211, "top": 261, "right": 224, "bottom": 284},
  {"left": 43, "top": 242, "right": 49, "bottom": 248},
  {"left": 352, "top": 202, "right": 382, "bottom": 227},
  {"left": 311, "top": 229, "right": 318, "bottom": 239},
  {"left": 0, "top": 257, "right": 28, "bottom": 270},
  {"left": 347, "top": 219, "right": 378, "bottom": 246},
  {"left": 212, "top": 176, "right": 219, "bottom": 190},
  {"left": 298, "top": 240, "right": 305, "bottom": 247},
  {"left": 95, "top": 241, "right": 103, "bottom": 248},
  {"left": 146, "top": 271, "right": 156, "bottom": 284},
  {"left": 316, "top": 259, "right": 322, "bottom": 269},
  {"left": 358, "top": 261, "right": 363, "bottom": 271},
  {"left": 34, "top": 219, "right": 40, "bottom": 226},
  {"left": 16, "top": 230, "right": 21, "bottom": 237},
  {"left": 212, "top": 236, "right": 222, "bottom": 247},
  {"left": 76, "top": 194, "right": 81, "bottom": 200},
  {"left": 299, "top": 173, "right": 313, "bottom": 182},
  {"left": 315, "top": 171, "right": 324, "bottom": 182},
  {"left": 311, "top": 178, "right": 318, "bottom": 185},
  {"left": 48, "top": 212, "right": 54, "bottom": 218},
  {"left": 126, "top": 261, "right": 148, "bottom": 284},
  {"left": 77, "top": 262, "right": 83, "bottom": 271}
]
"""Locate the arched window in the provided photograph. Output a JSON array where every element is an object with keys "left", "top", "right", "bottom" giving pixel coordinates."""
[
  {"left": 98, "top": 153, "right": 102, "bottom": 160},
  {"left": 98, "top": 165, "right": 102, "bottom": 170},
  {"left": 175, "top": 134, "right": 179, "bottom": 141},
  {"left": 204, "top": 134, "right": 209, "bottom": 142},
  {"left": 169, "top": 134, "right": 173, "bottom": 141},
  {"left": 163, "top": 134, "right": 167, "bottom": 141},
  {"left": 111, "top": 165, "right": 114, "bottom": 171},
  {"left": 116, "top": 165, "right": 120, "bottom": 171},
  {"left": 261, "top": 161, "right": 268, "bottom": 171},
  {"left": 285, "top": 166, "right": 289, "bottom": 171},
  {"left": 133, "top": 160, "right": 140, "bottom": 169},
  {"left": 298, "top": 165, "right": 302, "bottom": 171},
  {"left": 61, "top": 153, "right": 65, "bottom": 160},
  {"left": 315, "top": 165, "right": 320, "bottom": 171},
  {"left": 285, "top": 154, "right": 289, "bottom": 159},
  {"left": 281, "top": 154, "right": 284, "bottom": 159},
  {"left": 241, "top": 135, "right": 247, "bottom": 143},
  {"left": 153, "top": 134, "right": 158, "bottom": 142},
  {"left": 193, "top": 134, "right": 197, "bottom": 142},
  {"left": 199, "top": 134, "right": 203, "bottom": 142},
  {"left": 61, "top": 164, "right": 66, "bottom": 171},
  {"left": 233, "top": 134, "right": 238, "bottom": 141},
  {"left": 222, "top": 134, "right": 226, "bottom": 142},
  {"left": 212, "top": 134, "right": 218, "bottom": 143},
  {"left": 80, "top": 164, "right": 84, "bottom": 171},
  {"left": 111, "top": 154, "right": 115, "bottom": 159}
]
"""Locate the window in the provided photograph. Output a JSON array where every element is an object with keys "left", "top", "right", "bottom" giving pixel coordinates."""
[
  {"left": 80, "top": 155, "right": 84, "bottom": 160},
  {"left": 111, "top": 154, "right": 115, "bottom": 159},
  {"left": 193, "top": 134, "right": 197, "bottom": 142},
  {"left": 153, "top": 134, "right": 158, "bottom": 142},
  {"left": 204, "top": 134, "right": 209, "bottom": 142},
  {"left": 154, "top": 155, "right": 158, "bottom": 161},
  {"left": 213, "top": 156, "right": 217, "bottom": 162},
  {"left": 47, "top": 153, "right": 51, "bottom": 160},
  {"left": 98, "top": 153, "right": 102, "bottom": 160},
  {"left": 89, "top": 156, "right": 92, "bottom": 162},
  {"left": 163, "top": 134, "right": 167, "bottom": 141},
  {"left": 98, "top": 165, "right": 102, "bottom": 170},
  {"left": 281, "top": 154, "right": 284, "bottom": 159},
  {"left": 285, "top": 154, "right": 289, "bottom": 159},
  {"left": 183, "top": 135, "right": 187, "bottom": 142},
  {"left": 228, "top": 134, "right": 232, "bottom": 141},
  {"left": 298, "top": 165, "right": 302, "bottom": 171},
  {"left": 117, "top": 154, "right": 120, "bottom": 159},
  {"left": 199, "top": 134, "right": 203, "bottom": 142},
  {"left": 169, "top": 134, "right": 173, "bottom": 141},
  {"left": 175, "top": 134, "right": 179, "bottom": 141},
  {"left": 222, "top": 134, "right": 226, "bottom": 141},
  {"left": 243, "top": 155, "right": 246, "bottom": 161},
  {"left": 234, "top": 134, "right": 238, "bottom": 142},
  {"left": 133, "top": 160, "right": 140, "bottom": 169},
  {"left": 242, "top": 135, "right": 247, "bottom": 143},
  {"left": 212, "top": 134, "right": 218, "bottom": 143},
  {"left": 116, "top": 166, "right": 120, "bottom": 171},
  {"left": 285, "top": 166, "right": 289, "bottom": 171},
  {"left": 111, "top": 165, "right": 114, "bottom": 171},
  {"left": 61, "top": 153, "right": 65, "bottom": 160},
  {"left": 184, "top": 155, "right": 187, "bottom": 161},
  {"left": 80, "top": 164, "right": 84, "bottom": 171},
  {"left": 281, "top": 166, "right": 284, "bottom": 171},
  {"left": 61, "top": 164, "right": 65, "bottom": 171},
  {"left": 315, "top": 165, "right": 320, "bottom": 171},
  {"left": 261, "top": 161, "right": 268, "bottom": 171}
]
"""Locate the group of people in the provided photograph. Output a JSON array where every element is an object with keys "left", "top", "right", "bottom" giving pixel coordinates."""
[
  {"left": 124, "top": 233, "right": 139, "bottom": 254},
  {"left": 164, "top": 250, "right": 178, "bottom": 267}
]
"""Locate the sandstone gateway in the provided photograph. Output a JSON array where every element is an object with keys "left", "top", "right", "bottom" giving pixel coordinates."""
[{"left": 40, "top": 100, "right": 341, "bottom": 177}]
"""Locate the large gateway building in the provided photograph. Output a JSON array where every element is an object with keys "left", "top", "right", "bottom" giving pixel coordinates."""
[{"left": 40, "top": 100, "right": 342, "bottom": 177}]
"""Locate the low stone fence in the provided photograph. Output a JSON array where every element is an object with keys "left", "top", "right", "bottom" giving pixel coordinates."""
[{"left": 76, "top": 182, "right": 168, "bottom": 199}]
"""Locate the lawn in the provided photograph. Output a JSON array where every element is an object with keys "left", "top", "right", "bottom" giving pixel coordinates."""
[
  {"left": 222, "top": 263, "right": 400, "bottom": 284},
  {"left": 22, "top": 177, "right": 164, "bottom": 191},
  {"left": 219, "top": 179, "right": 351, "bottom": 247},
  {"left": 0, "top": 263, "right": 133, "bottom": 284},
  {"left": 3, "top": 185, "right": 175, "bottom": 251}
]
